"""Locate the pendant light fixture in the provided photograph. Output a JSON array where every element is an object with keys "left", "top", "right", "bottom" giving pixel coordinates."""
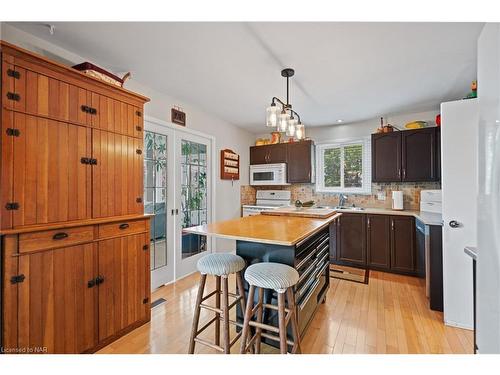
[{"left": 265, "top": 68, "right": 305, "bottom": 140}]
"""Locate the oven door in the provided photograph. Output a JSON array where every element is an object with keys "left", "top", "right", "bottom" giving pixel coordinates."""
[{"left": 250, "top": 163, "right": 288, "bottom": 185}]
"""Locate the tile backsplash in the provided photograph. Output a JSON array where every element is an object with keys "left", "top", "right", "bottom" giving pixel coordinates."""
[{"left": 241, "top": 182, "right": 441, "bottom": 211}]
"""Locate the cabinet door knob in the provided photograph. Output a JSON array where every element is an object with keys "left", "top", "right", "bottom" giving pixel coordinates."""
[{"left": 449, "top": 220, "right": 461, "bottom": 228}]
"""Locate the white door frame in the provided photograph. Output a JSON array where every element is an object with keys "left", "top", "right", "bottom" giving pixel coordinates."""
[
  {"left": 174, "top": 130, "right": 214, "bottom": 279},
  {"left": 144, "top": 116, "right": 216, "bottom": 284},
  {"left": 144, "top": 122, "right": 175, "bottom": 289}
]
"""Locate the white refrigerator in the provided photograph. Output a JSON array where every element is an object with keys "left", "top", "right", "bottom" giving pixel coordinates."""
[{"left": 476, "top": 23, "right": 500, "bottom": 353}]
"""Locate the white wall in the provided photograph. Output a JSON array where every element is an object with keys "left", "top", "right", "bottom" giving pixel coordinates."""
[{"left": 1, "top": 23, "right": 255, "bottom": 251}]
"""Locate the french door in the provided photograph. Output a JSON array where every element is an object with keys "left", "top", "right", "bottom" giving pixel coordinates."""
[{"left": 144, "top": 120, "right": 213, "bottom": 289}]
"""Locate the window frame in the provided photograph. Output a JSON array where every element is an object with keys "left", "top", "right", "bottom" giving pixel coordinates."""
[{"left": 315, "top": 137, "right": 372, "bottom": 194}]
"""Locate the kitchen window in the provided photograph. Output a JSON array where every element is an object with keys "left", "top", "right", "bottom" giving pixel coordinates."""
[{"left": 315, "top": 138, "right": 371, "bottom": 194}]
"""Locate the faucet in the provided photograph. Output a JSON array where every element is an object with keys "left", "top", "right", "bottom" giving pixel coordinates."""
[{"left": 338, "top": 193, "right": 347, "bottom": 207}]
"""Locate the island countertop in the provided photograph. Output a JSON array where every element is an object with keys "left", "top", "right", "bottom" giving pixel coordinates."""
[{"left": 183, "top": 213, "right": 342, "bottom": 246}]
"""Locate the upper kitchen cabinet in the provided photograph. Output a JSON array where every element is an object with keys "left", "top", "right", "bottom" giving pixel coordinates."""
[
  {"left": 372, "top": 127, "right": 440, "bottom": 182},
  {"left": 402, "top": 127, "right": 439, "bottom": 182},
  {"left": 371, "top": 132, "right": 401, "bottom": 182},
  {"left": 250, "top": 140, "right": 314, "bottom": 183},
  {"left": 250, "top": 143, "right": 287, "bottom": 164},
  {"left": 287, "top": 140, "right": 314, "bottom": 183}
]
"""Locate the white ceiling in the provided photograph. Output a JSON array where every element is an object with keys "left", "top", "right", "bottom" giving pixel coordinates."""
[{"left": 8, "top": 22, "right": 483, "bottom": 133}]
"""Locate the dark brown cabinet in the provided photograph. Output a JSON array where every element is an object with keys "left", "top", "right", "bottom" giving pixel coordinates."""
[
  {"left": 287, "top": 140, "right": 314, "bottom": 183},
  {"left": 337, "top": 213, "right": 366, "bottom": 266},
  {"left": 372, "top": 127, "right": 440, "bottom": 182},
  {"left": 402, "top": 128, "right": 439, "bottom": 182},
  {"left": 366, "top": 214, "right": 391, "bottom": 269},
  {"left": 250, "top": 141, "right": 314, "bottom": 183},
  {"left": 372, "top": 132, "right": 401, "bottom": 182},
  {"left": 250, "top": 143, "right": 287, "bottom": 164},
  {"left": 390, "top": 216, "right": 416, "bottom": 273},
  {"left": 332, "top": 213, "right": 417, "bottom": 275}
]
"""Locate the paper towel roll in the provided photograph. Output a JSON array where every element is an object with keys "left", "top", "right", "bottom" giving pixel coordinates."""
[{"left": 392, "top": 190, "right": 404, "bottom": 210}]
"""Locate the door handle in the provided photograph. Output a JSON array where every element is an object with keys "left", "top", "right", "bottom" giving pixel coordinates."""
[{"left": 449, "top": 220, "right": 461, "bottom": 228}]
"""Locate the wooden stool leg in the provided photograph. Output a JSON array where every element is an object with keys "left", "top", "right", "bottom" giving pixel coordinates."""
[
  {"left": 254, "top": 288, "right": 264, "bottom": 354},
  {"left": 287, "top": 288, "right": 301, "bottom": 354},
  {"left": 236, "top": 272, "right": 246, "bottom": 319},
  {"left": 277, "top": 291, "right": 288, "bottom": 354},
  {"left": 188, "top": 273, "right": 207, "bottom": 354},
  {"left": 240, "top": 285, "right": 255, "bottom": 354},
  {"left": 215, "top": 275, "right": 221, "bottom": 346},
  {"left": 221, "top": 275, "right": 230, "bottom": 354}
]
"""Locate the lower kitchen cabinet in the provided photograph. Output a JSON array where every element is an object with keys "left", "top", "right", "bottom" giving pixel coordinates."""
[
  {"left": 332, "top": 213, "right": 417, "bottom": 275},
  {"left": 337, "top": 213, "right": 366, "bottom": 266},
  {"left": 390, "top": 216, "right": 416, "bottom": 273},
  {"left": 366, "top": 215, "right": 391, "bottom": 269},
  {"left": 1, "top": 217, "right": 151, "bottom": 354}
]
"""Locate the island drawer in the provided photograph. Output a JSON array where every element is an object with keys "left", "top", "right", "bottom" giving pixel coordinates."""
[{"left": 18, "top": 225, "right": 95, "bottom": 253}]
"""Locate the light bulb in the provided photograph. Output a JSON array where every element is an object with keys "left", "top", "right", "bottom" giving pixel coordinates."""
[
  {"left": 286, "top": 117, "right": 298, "bottom": 137},
  {"left": 266, "top": 105, "right": 279, "bottom": 127},
  {"left": 296, "top": 124, "right": 305, "bottom": 140},
  {"left": 278, "top": 112, "right": 290, "bottom": 132}
]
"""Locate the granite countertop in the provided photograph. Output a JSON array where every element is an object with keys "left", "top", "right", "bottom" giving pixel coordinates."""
[
  {"left": 314, "top": 207, "right": 443, "bottom": 226},
  {"left": 183, "top": 213, "right": 341, "bottom": 246}
]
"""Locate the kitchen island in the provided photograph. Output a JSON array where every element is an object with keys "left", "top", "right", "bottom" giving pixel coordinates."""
[{"left": 184, "top": 213, "right": 341, "bottom": 341}]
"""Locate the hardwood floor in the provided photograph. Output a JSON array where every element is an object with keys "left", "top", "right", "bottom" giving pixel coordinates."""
[{"left": 98, "top": 270, "right": 473, "bottom": 354}]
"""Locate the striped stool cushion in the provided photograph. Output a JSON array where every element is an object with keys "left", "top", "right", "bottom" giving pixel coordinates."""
[
  {"left": 197, "top": 253, "right": 246, "bottom": 276},
  {"left": 244, "top": 262, "right": 299, "bottom": 292}
]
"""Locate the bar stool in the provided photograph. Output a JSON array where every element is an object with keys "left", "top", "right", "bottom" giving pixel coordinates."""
[
  {"left": 240, "top": 262, "right": 301, "bottom": 354},
  {"left": 188, "top": 253, "right": 246, "bottom": 354}
]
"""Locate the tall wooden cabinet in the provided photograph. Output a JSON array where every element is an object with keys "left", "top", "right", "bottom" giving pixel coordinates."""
[{"left": 1, "top": 41, "right": 151, "bottom": 354}]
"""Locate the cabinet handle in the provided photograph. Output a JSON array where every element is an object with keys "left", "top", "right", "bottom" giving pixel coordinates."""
[
  {"left": 52, "top": 232, "right": 68, "bottom": 240},
  {"left": 6, "top": 92, "right": 20, "bottom": 101},
  {"left": 81, "top": 105, "right": 90, "bottom": 113},
  {"left": 95, "top": 275, "right": 104, "bottom": 285},
  {"left": 87, "top": 279, "right": 96, "bottom": 288},
  {"left": 367, "top": 218, "right": 370, "bottom": 229},
  {"left": 402, "top": 169, "right": 406, "bottom": 180},
  {"left": 398, "top": 169, "right": 401, "bottom": 179},
  {"left": 391, "top": 220, "right": 395, "bottom": 231},
  {"left": 119, "top": 223, "right": 130, "bottom": 230}
]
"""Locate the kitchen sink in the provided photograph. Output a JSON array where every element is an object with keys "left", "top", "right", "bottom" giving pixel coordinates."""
[{"left": 316, "top": 205, "right": 365, "bottom": 211}]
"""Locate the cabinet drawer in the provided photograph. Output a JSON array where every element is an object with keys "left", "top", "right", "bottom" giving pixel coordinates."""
[
  {"left": 98, "top": 219, "right": 147, "bottom": 239},
  {"left": 19, "top": 226, "right": 94, "bottom": 253}
]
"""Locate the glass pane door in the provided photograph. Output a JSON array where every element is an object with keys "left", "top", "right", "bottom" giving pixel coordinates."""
[
  {"left": 144, "top": 127, "right": 175, "bottom": 289},
  {"left": 176, "top": 132, "right": 212, "bottom": 279}
]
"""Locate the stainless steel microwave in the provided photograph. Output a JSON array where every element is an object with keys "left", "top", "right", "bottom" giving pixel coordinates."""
[{"left": 249, "top": 163, "right": 289, "bottom": 186}]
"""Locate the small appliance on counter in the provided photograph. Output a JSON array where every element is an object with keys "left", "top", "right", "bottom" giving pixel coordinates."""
[
  {"left": 392, "top": 190, "right": 404, "bottom": 210},
  {"left": 242, "top": 190, "right": 292, "bottom": 217}
]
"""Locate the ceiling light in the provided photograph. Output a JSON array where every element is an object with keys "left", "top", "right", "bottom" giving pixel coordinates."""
[
  {"left": 337, "top": 119, "right": 343, "bottom": 123},
  {"left": 265, "top": 68, "right": 305, "bottom": 139}
]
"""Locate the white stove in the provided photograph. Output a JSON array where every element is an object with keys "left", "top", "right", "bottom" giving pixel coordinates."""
[{"left": 242, "top": 190, "right": 292, "bottom": 217}]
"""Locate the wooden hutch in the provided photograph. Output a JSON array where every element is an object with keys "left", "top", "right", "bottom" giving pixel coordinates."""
[{"left": 0, "top": 41, "right": 151, "bottom": 353}]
